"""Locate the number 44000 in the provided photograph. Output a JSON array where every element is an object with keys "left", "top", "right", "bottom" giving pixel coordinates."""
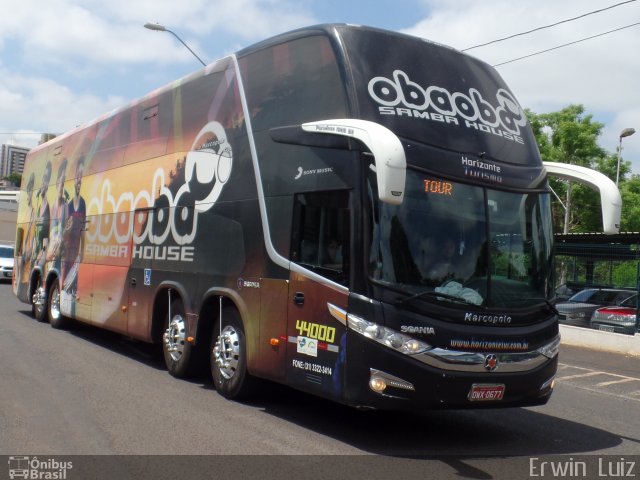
[{"left": 295, "top": 320, "right": 336, "bottom": 343}]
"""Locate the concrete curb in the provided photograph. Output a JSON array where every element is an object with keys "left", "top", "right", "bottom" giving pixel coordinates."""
[{"left": 560, "top": 324, "right": 640, "bottom": 357}]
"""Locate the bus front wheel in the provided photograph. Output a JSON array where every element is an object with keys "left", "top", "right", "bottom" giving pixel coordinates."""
[{"left": 211, "top": 307, "right": 255, "bottom": 400}]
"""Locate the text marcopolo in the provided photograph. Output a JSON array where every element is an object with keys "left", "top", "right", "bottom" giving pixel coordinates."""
[{"left": 464, "top": 312, "right": 512, "bottom": 324}]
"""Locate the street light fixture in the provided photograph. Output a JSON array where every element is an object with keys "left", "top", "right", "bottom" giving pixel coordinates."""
[
  {"left": 144, "top": 22, "right": 207, "bottom": 67},
  {"left": 616, "top": 127, "right": 636, "bottom": 186}
]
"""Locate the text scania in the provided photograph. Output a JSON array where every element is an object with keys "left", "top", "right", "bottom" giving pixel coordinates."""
[
  {"left": 368, "top": 70, "right": 526, "bottom": 144},
  {"left": 464, "top": 312, "right": 512, "bottom": 325},
  {"left": 401, "top": 325, "right": 435, "bottom": 335}
]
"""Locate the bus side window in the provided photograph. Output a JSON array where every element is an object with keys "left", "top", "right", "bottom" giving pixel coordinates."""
[{"left": 291, "top": 190, "right": 350, "bottom": 286}]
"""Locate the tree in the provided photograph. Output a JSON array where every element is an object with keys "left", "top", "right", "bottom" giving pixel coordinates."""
[
  {"left": 619, "top": 175, "right": 640, "bottom": 231},
  {"left": 593, "top": 149, "right": 631, "bottom": 182},
  {"left": 3, "top": 173, "right": 22, "bottom": 187},
  {"left": 527, "top": 105, "right": 609, "bottom": 234}
]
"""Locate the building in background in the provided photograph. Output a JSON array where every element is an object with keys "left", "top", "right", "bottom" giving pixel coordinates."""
[{"left": 0, "top": 144, "right": 30, "bottom": 179}]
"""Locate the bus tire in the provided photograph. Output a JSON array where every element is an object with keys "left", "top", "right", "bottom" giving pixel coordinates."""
[
  {"left": 33, "top": 281, "right": 48, "bottom": 323},
  {"left": 163, "top": 297, "right": 196, "bottom": 378},
  {"left": 48, "top": 280, "right": 71, "bottom": 330},
  {"left": 211, "top": 307, "right": 256, "bottom": 400},
  {"left": 31, "top": 298, "right": 38, "bottom": 319}
]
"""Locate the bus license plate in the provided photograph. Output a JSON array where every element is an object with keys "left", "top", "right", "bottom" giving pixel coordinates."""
[{"left": 468, "top": 384, "right": 505, "bottom": 401}]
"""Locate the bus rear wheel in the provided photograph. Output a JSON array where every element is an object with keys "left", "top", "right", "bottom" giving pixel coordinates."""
[
  {"left": 33, "top": 282, "right": 48, "bottom": 323},
  {"left": 48, "top": 280, "right": 71, "bottom": 329},
  {"left": 211, "top": 307, "right": 255, "bottom": 400},
  {"left": 163, "top": 297, "right": 196, "bottom": 378}
]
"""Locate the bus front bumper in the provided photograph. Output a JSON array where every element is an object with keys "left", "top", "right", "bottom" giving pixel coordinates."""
[{"left": 343, "top": 331, "right": 558, "bottom": 411}]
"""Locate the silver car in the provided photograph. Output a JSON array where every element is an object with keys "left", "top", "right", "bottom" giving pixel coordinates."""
[
  {"left": 0, "top": 244, "right": 14, "bottom": 281},
  {"left": 591, "top": 294, "right": 639, "bottom": 335},
  {"left": 556, "top": 288, "right": 635, "bottom": 328}
]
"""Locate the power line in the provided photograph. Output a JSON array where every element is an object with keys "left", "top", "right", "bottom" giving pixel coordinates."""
[
  {"left": 462, "top": 0, "right": 637, "bottom": 51},
  {"left": 492, "top": 21, "right": 640, "bottom": 67}
]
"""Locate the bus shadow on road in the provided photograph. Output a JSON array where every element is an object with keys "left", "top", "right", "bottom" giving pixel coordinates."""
[
  {"left": 241, "top": 383, "right": 630, "bottom": 458},
  {"left": 17, "top": 308, "right": 167, "bottom": 371},
  {"left": 16, "top": 306, "right": 632, "bottom": 461}
]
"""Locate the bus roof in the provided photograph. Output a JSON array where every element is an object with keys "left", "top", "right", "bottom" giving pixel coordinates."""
[{"left": 33, "top": 24, "right": 538, "bottom": 170}]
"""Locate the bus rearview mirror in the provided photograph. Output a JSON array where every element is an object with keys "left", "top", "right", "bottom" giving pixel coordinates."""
[{"left": 544, "top": 161, "right": 622, "bottom": 234}]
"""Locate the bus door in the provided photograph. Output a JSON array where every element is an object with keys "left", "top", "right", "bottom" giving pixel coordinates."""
[{"left": 286, "top": 191, "right": 350, "bottom": 400}]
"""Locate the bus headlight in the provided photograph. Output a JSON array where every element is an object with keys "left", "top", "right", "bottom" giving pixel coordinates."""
[
  {"left": 347, "top": 314, "right": 431, "bottom": 355},
  {"left": 537, "top": 334, "right": 561, "bottom": 359},
  {"left": 369, "top": 376, "right": 387, "bottom": 393}
]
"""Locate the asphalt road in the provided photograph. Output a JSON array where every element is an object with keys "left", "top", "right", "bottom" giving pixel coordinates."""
[{"left": 1, "top": 281, "right": 639, "bottom": 479}]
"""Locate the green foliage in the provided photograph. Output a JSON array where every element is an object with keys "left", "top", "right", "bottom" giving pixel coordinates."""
[
  {"left": 3, "top": 172, "right": 22, "bottom": 187},
  {"left": 556, "top": 256, "right": 637, "bottom": 289},
  {"left": 619, "top": 176, "right": 640, "bottom": 231},
  {"left": 611, "top": 261, "right": 638, "bottom": 288},
  {"left": 527, "top": 105, "right": 611, "bottom": 233},
  {"left": 569, "top": 186, "right": 602, "bottom": 233},
  {"left": 594, "top": 151, "right": 630, "bottom": 182}
]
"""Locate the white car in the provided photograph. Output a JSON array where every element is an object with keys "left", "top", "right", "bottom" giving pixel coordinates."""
[{"left": 0, "top": 244, "right": 14, "bottom": 281}]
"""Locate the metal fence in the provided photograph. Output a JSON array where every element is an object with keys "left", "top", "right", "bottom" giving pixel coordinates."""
[
  {"left": 0, "top": 191, "right": 18, "bottom": 203},
  {"left": 555, "top": 233, "right": 640, "bottom": 336}
]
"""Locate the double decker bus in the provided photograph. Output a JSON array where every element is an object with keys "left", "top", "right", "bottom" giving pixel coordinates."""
[{"left": 13, "top": 25, "right": 620, "bottom": 410}]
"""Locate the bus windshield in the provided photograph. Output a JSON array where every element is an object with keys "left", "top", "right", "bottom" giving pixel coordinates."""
[{"left": 368, "top": 167, "right": 553, "bottom": 309}]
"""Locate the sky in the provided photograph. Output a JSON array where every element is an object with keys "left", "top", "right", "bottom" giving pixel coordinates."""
[{"left": 1, "top": 0, "right": 639, "bottom": 172}]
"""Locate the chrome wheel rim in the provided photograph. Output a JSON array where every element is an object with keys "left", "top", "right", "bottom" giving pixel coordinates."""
[
  {"left": 34, "top": 300, "right": 43, "bottom": 318},
  {"left": 164, "top": 314, "right": 186, "bottom": 362},
  {"left": 33, "top": 287, "right": 45, "bottom": 318},
  {"left": 49, "top": 285, "right": 61, "bottom": 322},
  {"left": 214, "top": 325, "right": 240, "bottom": 380}
]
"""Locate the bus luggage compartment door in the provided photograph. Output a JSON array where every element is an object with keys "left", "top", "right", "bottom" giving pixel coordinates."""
[{"left": 255, "top": 278, "right": 288, "bottom": 381}]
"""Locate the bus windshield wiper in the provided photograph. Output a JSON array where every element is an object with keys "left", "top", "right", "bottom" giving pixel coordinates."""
[{"left": 396, "top": 289, "right": 479, "bottom": 307}]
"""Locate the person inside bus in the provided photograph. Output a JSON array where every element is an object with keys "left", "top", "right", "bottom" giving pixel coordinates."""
[
  {"left": 322, "top": 236, "right": 348, "bottom": 285},
  {"left": 424, "top": 235, "right": 459, "bottom": 284},
  {"left": 326, "top": 239, "right": 343, "bottom": 266}
]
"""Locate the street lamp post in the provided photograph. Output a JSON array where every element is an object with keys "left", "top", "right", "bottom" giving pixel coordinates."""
[
  {"left": 616, "top": 127, "right": 636, "bottom": 186},
  {"left": 144, "top": 22, "right": 207, "bottom": 67}
]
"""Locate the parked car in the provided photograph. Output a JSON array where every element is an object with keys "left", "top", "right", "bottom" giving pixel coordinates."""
[
  {"left": 591, "top": 294, "right": 639, "bottom": 335},
  {"left": 0, "top": 243, "right": 14, "bottom": 282},
  {"left": 554, "top": 282, "right": 613, "bottom": 302},
  {"left": 556, "top": 288, "right": 635, "bottom": 328},
  {"left": 554, "top": 282, "right": 581, "bottom": 302}
]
